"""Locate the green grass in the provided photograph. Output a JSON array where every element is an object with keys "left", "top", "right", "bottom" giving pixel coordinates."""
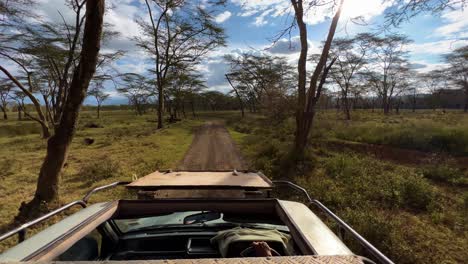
[
  {"left": 0, "top": 110, "right": 202, "bottom": 252},
  {"left": 227, "top": 110, "right": 468, "bottom": 264},
  {"left": 1, "top": 109, "right": 467, "bottom": 262},
  {"left": 313, "top": 110, "right": 468, "bottom": 155}
]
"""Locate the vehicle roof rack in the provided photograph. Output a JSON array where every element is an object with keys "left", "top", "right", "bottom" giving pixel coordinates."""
[
  {"left": 0, "top": 181, "right": 130, "bottom": 244},
  {"left": 273, "top": 180, "right": 394, "bottom": 264},
  {"left": 0, "top": 179, "right": 393, "bottom": 264}
]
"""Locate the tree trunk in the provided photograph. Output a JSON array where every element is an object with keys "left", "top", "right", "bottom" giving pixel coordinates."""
[
  {"left": 226, "top": 74, "right": 245, "bottom": 118},
  {"left": 191, "top": 101, "right": 196, "bottom": 117},
  {"left": 157, "top": 84, "right": 164, "bottom": 128},
  {"left": 17, "top": 106, "right": 22, "bottom": 120},
  {"left": 343, "top": 90, "right": 351, "bottom": 120},
  {"left": 464, "top": 84, "right": 468, "bottom": 113},
  {"left": 181, "top": 102, "right": 186, "bottom": 118},
  {"left": 383, "top": 97, "right": 390, "bottom": 115},
  {"left": 16, "top": 0, "right": 104, "bottom": 222},
  {"left": 0, "top": 105, "right": 7, "bottom": 120},
  {"left": 0, "top": 66, "right": 50, "bottom": 138},
  {"left": 97, "top": 104, "right": 100, "bottom": 118},
  {"left": 41, "top": 122, "right": 51, "bottom": 138},
  {"left": 292, "top": 0, "right": 343, "bottom": 157}
]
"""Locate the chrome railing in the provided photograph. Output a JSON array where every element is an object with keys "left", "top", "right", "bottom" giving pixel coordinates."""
[
  {"left": 273, "top": 180, "right": 394, "bottom": 264},
  {"left": 0, "top": 181, "right": 130, "bottom": 244}
]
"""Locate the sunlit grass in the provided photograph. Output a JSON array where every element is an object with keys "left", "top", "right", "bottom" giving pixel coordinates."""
[
  {"left": 0, "top": 110, "right": 202, "bottom": 252},
  {"left": 227, "top": 110, "right": 468, "bottom": 264}
]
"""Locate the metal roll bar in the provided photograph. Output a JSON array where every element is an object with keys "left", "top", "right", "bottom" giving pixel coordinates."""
[
  {"left": 0, "top": 181, "right": 130, "bottom": 244},
  {"left": 273, "top": 180, "right": 394, "bottom": 264}
]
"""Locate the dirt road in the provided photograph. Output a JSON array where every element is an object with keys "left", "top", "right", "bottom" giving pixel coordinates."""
[{"left": 177, "top": 121, "right": 247, "bottom": 171}]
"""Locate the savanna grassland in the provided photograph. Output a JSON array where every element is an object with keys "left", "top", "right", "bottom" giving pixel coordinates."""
[
  {"left": 0, "top": 110, "right": 202, "bottom": 252},
  {"left": 226, "top": 109, "right": 468, "bottom": 264},
  {"left": 0, "top": 109, "right": 467, "bottom": 264}
]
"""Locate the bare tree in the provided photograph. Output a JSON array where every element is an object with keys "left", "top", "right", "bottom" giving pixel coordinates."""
[
  {"left": 136, "top": 0, "right": 226, "bottom": 129},
  {"left": 16, "top": 0, "right": 105, "bottom": 220}
]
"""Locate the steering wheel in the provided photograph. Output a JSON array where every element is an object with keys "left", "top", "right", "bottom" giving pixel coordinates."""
[{"left": 239, "top": 245, "right": 281, "bottom": 257}]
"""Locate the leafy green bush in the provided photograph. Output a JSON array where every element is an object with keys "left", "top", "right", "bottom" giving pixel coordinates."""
[
  {"left": 324, "top": 154, "right": 361, "bottom": 179},
  {"left": 422, "top": 164, "right": 467, "bottom": 186},
  {"left": 399, "top": 175, "right": 435, "bottom": 211}
]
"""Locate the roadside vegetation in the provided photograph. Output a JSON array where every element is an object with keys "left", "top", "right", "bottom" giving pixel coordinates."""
[
  {"left": 1, "top": 0, "right": 467, "bottom": 262},
  {"left": 0, "top": 110, "right": 202, "bottom": 252},
  {"left": 225, "top": 110, "right": 468, "bottom": 264}
]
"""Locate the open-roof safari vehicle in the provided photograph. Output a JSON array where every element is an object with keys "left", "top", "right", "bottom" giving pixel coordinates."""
[{"left": 0, "top": 171, "right": 393, "bottom": 263}]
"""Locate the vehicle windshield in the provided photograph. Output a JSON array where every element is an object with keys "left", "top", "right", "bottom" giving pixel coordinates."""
[{"left": 114, "top": 211, "right": 287, "bottom": 233}]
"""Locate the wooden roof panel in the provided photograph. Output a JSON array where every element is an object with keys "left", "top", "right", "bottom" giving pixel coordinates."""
[{"left": 126, "top": 171, "right": 273, "bottom": 189}]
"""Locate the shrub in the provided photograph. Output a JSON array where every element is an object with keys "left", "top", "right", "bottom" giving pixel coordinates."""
[
  {"left": 339, "top": 209, "right": 400, "bottom": 258},
  {"left": 78, "top": 158, "right": 122, "bottom": 183},
  {"left": 330, "top": 120, "right": 468, "bottom": 155},
  {"left": 324, "top": 154, "right": 361, "bottom": 179},
  {"left": 399, "top": 175, "right": 435, "bottom": 211},
  {"left": 0, "top": 122, "right": 41, "bottom": 137},
  {"left": 422, "top": 164, "right": 466, "bottom": 186},
  {"left": 463, "top": 192, "right": 468, "bottom": 213}
]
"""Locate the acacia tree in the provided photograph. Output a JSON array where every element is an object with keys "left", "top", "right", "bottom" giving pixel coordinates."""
[
  {"left": 363, "top": 34, "right": 411, "bottom": 114},
  {"left": 87, "top": 80, "right": 110, "bottom": 118},
  {"left": 225, "top": 53, "right": 296, "bottom": 121},
  {"left": 0, "top": 78, "right": 12, "bottom": 119},
  {"left": 118, "top": 73, "right": 153, "bottom": 115},
  {"left": 165, "top": 67, "right": 206, "bottom": 119},
  {"left": 16, "top": 0, "right": 105, "bottom": 219},
  {"left": 286, "top": 0, "right": 343, "bottom": 158},
  {"left": 0, "top": 1, "right": 121, "bottom": 138},
  {"left": 184, "top": 73, "right": 206, "bottom": 118},
  {"left": 137, "top": 0, "right": 226, "bottom": 129},
  {"left": 385, "top": 0, "right": 467, "bottom": 26},
  {"left": 419, "top": 70, "right": 444, "bottom": 111},
  {"left": 328, "top": 34, "right": 370, "bottom": 120},
  {"left": 445, "top": 45, "right": 468, "bottom": 112}
]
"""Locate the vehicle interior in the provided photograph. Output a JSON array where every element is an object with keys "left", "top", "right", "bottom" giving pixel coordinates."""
[
  {"left": 0, "top": 174, "right": 381, "bottom": 263},
  {"left": 55, "top": 199, "right": 297, "bottom": 261}
]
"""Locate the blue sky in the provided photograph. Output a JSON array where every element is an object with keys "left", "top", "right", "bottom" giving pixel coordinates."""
[{"left": 12, "top": 0, "right": 468, "bottom": 105}]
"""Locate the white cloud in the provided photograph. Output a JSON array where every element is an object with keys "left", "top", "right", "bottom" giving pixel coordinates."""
[
  {"left": 409, "top": 60, "right": 449, "bottom": 74},
  {"left": 267, "top": 36, "right": 320, "bottom": 55},
  {"left": 341, "top": 0, "right": 394, "bottom": 21},
  {"left": 254, "top": 9, "right": 274, "bottom": 26},
  {"left": 434, "top": 9, "right": 468, "bottom": 37},
  {"left": 214, "top": 11, "right": 232, "bottom": 23},
  {"left": 232, "top": 0, "right": 394, "bottom": 26},
  {"left": 407, "top": 39, "right": 468, "bottom": 55}
]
